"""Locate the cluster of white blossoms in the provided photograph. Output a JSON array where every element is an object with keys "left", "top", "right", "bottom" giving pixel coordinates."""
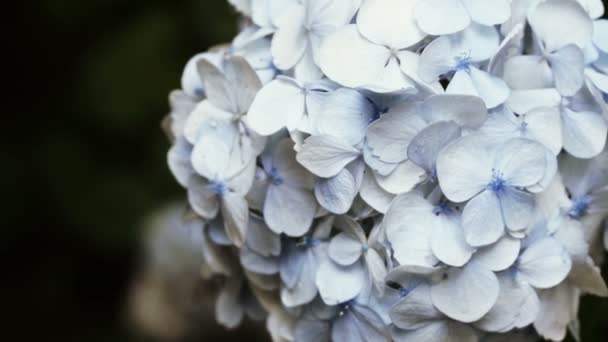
[{"left": 164, "top": 0, "right": 608, "bottom": 341}]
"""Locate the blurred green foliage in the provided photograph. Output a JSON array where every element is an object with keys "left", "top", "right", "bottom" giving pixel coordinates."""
[{"left": 4, "top": 0, "right": 608, "bottom": 341}]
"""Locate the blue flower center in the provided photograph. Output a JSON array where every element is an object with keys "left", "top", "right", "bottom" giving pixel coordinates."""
[
  {"left": 453, "top": 52, "right": 472, "bottom": 72},
  {"left": 209, "top": 180, "right": 226, "bottom": 195},
  {"left": 487, "top": 170, "right": 507, "bottom": 194},
  {"left": 399, "top": 287, "right": 411, "bottom": 298},
  {"left": 433, "top": 201, "right": 453, "bottom": 216},
  {"left": 568, "top": 195, "right": 592, "bottom": 219},
  {"left": 297, "top": 236, "right": 320, "bottom": 248},
  {"left": 268, "top": 167, "right": 284, "bottom": 186}
]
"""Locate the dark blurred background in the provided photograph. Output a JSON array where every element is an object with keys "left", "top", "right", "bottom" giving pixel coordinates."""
[{"left": 3, "top": 0, "right": 608, "bottom": 341}]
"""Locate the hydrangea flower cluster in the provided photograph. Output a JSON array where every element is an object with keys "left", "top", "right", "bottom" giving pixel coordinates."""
[{"left": 164, "top": 0, "right": 608, "bottom": 341}]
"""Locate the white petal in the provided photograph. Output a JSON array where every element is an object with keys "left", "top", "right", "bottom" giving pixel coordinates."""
[
  {"left": 384, "top": 192, "right": 438, "bottom": 267},
  {"left": 390, "top": 283, "right": 441, "bottom": 329},
  {"left": 569, "top": 257, "right": 608, "bottom": 297},
  {"left": 418, "top": 36, "right": 454, "bottom": 83},
  {"left": 264, "top": 184, "right": 316, "bottom": 237},
  {"left": 436, "top": 135, "right": 494, "bottom": 202},
  {"left": 315, "top": 169, "right": 358, "bottom": 214},
  {"left": 319, "top": 25, "right": 390, "bottom": 88},
  {"left": 474, "top": 235, "right": 521, "bottom": 272},
  {"left": 503, "top": 55, "right": 553, "bottom": 90},
  {"left": 357, "top": 0, "right": 426, "bottom": 49},
  {"left": 474, "top": 273, "right": 536, "bottom": 333},
  {"left": 281, "top": 251, "right": 319, "bottom": 307},
  {"left": 329, "top": 232, "right": 363, "bottom": 266},
  {"left": 431, "top": 214, "right": 474, "bottom": 267},
  {"left": 307, "top": 0, "right": 360, "bottom": 32},
  {"left": 528, "top": 0, "right": 594, "bottom": 51},
  {"left": 221, "top": 193, "right": 249, "bottom": 247},
  {"left": 366, "top": 248, "right": 388, "bottom": 294},
  {"left": 499, "top": 188, "right": 536, "bottom": 232},
  {"left": 467, "top": 67, "right": 511, "bottom": 108},
  {"left": 187, "top": 178, "right": 219, "bottom": 219},
  {"left": 168, "top": 138, "right": 194, "bottom": 187},
  {"left": 215, "top": 277, "right": 244, "bottom": 328},
  {"left": 494, "top": 138, "right": 547, "bottom": 187},
  {"left": 593, "top": 19, "right": 608, "bottom": 53},
  {"left": 462, "top": 0, "right": 511, "bottom": 26},
  {"left": 414, "top": 0, "right": 471, "bottom": 35},
  {"left": 181, "top": 52, "right": 214, "bottom": 97},
  {"left": 408, "top": 121, "right": 462, "bottom": 173},
  {"left": 375, "top": 161, "right": 426, "bottom": 194},
  {"left": 365, "top": 56, "right": 418, "bottom": 93},
  {"left": 506, "top": 88, "right": 562, "bottom": 114},
  {"left": 360, "top": 168, "right": 395, "bottom": 213},
  {"left": 561, "top": 108, "right": 608, "bottom": 158},
  {"left": 367, "top": 111, "right": 427, "bottom": 164},
  {"left": 223, "top": 56, "right": 263, "bottom": 113},
  {"left": 518, "top": 237, "right": 572, "bottom": 289},
  {"left": 197, "top": 58, "right": 236, "bottom": 112},
  {"left": 420, "top": 94, "right": 487, "bottom": 128},
  {"left": 184, "top": 100, "right": 233, "bottom": 145},
  {"left": 446, "top": 70, "right": 478, "bottom": 99},
  {"left": 549, "top": 45, "right": 585, "bottom": 96},
  {"left": 533, "top": 283, "right": 578, "bottom": 341},
  {"left": 296, "top": 135, "right": 361, "bottom": 178},
  {"left": 431, "top": 261, "right": 500, "bottom": 323},
  {"left": 448, "top": 23, "right": 500, "bottom": 62},
  {"left": 247, "top": 78, "right": 305, "bottom": 135},
  {"left": 271, "top": 2, "right": 307, "bottom": 70},
  {"left": 316, "top": 260, "right": 366, "bottom": 305},
  {"left": 462, "top": 190, "right": 505, "bottom": 247},
  {"left": 524, "top": 107, "right": 563, "bottom": 155},
  {"left": 317, "top": 88, "right": 374, "bottom": 145},
  {"left": 268, "top": 138, "right": 314, "bottom": 189}
]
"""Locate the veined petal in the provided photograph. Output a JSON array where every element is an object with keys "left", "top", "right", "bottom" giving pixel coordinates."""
[
  {"left": 561, "top": 108, "right": 608, "bottom": 158},
  {"left": 316, "top": 260, "right": 367, "bottom": 305},
  {"left": 494, "top": 138, "right": 547, "bottom": 187},
  {"left": 319, "top": 25, "right": 391, "bottom": 88},
  {"left": 462, "top": 190, "right": 505, "bottom": 247},
  {"left": 271, "top": 2, "right": 307, "bottom": 70},
  {"left": 474, "top": 235, "right": 521, "bottom": 272},
  {"left": 415, "top": 0, "right": 471, "bottom": 35},
  {"left": 296, "top": 135, "right": 361, "bottom": 178},
  {"left": 436, "top": 134, "right": 494, "bottom": 202},
  {"left": 247, "top": 77, "right": 305, "bottom": 136},
  {"left": 549, "top": 45, "right": 585, "bottom": 96},
  {"left": 528, "top": 0, "right": 593, "bottom": 51},
  {"left": 264, "top": 184, "right": 316, "bottom": 237},
  {"left": 430, "top": 261, "right": 500, "bottom": 323},
  {"left": 518, "top": 237, "right": 572, "bottom": 289},
  {"left": 315, "top": 169, "right": 358, "bottom": 214},
  {"left": 467, "top": 67, "right": 510, "bottom": 108},
  {"left": 431, "top": 214, "right": 474, "bottom": 267},
  {"left": 462, "top": 0, "right": 511, "bottom": 26},
  {"left": 357, "top": 0, "right": 426, "bottom": 49}
]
